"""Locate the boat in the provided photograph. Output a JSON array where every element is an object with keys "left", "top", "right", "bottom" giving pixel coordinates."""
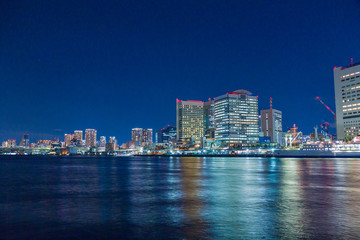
[{"left": 277, "top": 142, "right": 360, "bottom": 158}]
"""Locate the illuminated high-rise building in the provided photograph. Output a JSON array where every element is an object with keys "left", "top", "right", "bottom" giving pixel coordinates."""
[
  {"left": 214, "top": 90, "right": 259, "bottom": 146},
  {"left": 19, "top": 134, "right": 29, "bottom": 147},
  {"left": 131, "top": 128, "right": 153, "bottom": 147},
  {"left": 204, "top": 99, "right": 215, "bottom": 140},
  {"left": 64, "top": 134, "right": 74, "bottom": 147},
  {"left": 176, "top": 99, "right": 204, "bottom": 142},
  {"left": 334, "top": 60, "right": 360, "bottom": 140},
  {"left": 2, "top": 139, "right": 16, "bottom": 148},
  {"left": 74, "top": 130, "right": 83, "bottom": 146},
  {"left": 85, "top": 129, "right": 97, "bottom": 147},
  {"left": 156, "top": 126, "right": 177, "bottom": 143}
]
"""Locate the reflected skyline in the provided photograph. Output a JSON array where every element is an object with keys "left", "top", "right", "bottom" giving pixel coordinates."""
[{"left": 1, "top": 156, "right": 360, "bottom": 239}]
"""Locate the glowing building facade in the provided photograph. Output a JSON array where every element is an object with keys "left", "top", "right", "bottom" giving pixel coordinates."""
[
  {"left": 334, "top": 61, "right": 360, "bottom": 140},
  {"left": 73, "top": 130, "right": 83, "bottom": 146},
  {"left": 131, "top": 128, "right": 153, "bottom": 147},
  {"left": 214, "top": 90, "right": 259, "bottom": 145},
  {"left": 85, "top": 129, "right": 97, "bottom": 147},
  {"left": 176, "top": 99, "right": 204, "bottom": 142}
]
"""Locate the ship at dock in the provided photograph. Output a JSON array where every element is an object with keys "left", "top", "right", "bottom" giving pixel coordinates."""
[
  {"left": 277, "top": 124, "right": 360, "bottom": 157},
  {"left": 278, "top": 141, "right": 360, "bottom": 157}
]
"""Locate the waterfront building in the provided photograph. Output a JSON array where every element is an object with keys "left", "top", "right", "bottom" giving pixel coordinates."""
[
  {"left": 261, "top": 99, "right": 283, "bottom": 145},
  {"left": 37, "top": 140, "right": 57, "bottom": 148},
  {"left": 19, "top": 134, "right": 29, "bottom": 147},
  {"left": 176, "top": 99, "right": 204, "bottom": 142},
  {"left": 131, "top": 128, "right": 153, "bottom": 147},
  {"left": 74, "top": 130, "right": 83, "bottom": 146},
  {"left": 334, "top": 60, "right": 360, "bottom": 140},
  {"left": 105, "top": 137, "right": 117, "bottom": 152},
  {"left": 64, "top": 134, "right": 74, "bottom": 147},
  {"left": 85, "top": 129, "right": 97, "bottom": 148},
  {"left": 204, "top": 99, "right": 215, "bottom": 140},
  {"left": 155, "top": 125, "right": 177, "bottom": 143},
  {"left": 5, "top": 139, "right": 17, "bottom": 148},
  {"left": 214, "top": 89, "right": 259, "bottom": 147},
  {"left": 2, "top": 141, "right": 9, "bottom": 148},
  {"left": 100, "top": 136, "right": 106, "bottom": 147}
]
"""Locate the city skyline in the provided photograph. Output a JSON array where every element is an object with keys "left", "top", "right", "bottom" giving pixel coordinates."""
[{"left": 1, "top": 1, "right": 360, "bottom": 144}]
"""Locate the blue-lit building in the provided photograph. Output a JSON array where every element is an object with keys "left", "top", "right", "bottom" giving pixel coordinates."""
[{"left": 156, "top": 126, "right": 177, "bottom": 143}]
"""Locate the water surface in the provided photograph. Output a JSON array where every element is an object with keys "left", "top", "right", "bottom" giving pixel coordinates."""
[{"left": 1, "top": 156, "right": 360, "bottom": 239}]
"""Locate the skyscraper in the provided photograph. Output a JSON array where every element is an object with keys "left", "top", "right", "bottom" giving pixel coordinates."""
[
  {"left": 19, "top": 134, "right": 29, "bottom": 147},
  {"left": 176, "top": 99, "right": 204, "bottom": 142},
  {"left": 261, "top": 98, "right": 283, "bottom": 144},
  {"left": 334, "top": 60, "right": 360, "bottom": 140},
  {"left": 64, "top": 134, "right": 74, "bottom": 147},
  {"left": 74, "top": 130, "right": 83, "bottom": 146},
  {"left": 214, "top": 90, "right": 259, "bottom": 146},
  {"left": 131, "top": 128, "right": 153, "bottom": 147},
  {"left": 155, "top": 126, "right": 177, "bottom": 143},
  {"left": 204, "top": 99, "right": 215, "bottom": 140},
  {"left": 85, "top": 129, "right": 97, "bottom": 147}
]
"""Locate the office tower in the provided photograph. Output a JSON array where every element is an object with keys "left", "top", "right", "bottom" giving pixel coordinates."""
[
  {"left": 85, "top": 129, "right": 97, "bottom": 147},
  {"left": 64, "top": 134, "right": 74, "bottom": 147},
  {"left": 214, "top": 89, "right": 259, "bottom": 146},
  {"left": 204, "top": 99, "right": 215, "bottom": 139},
  {"left": 261, "top": 98, "right": 283, "bottom": 144},
  {"left": 176, "top": 99, "right": 204, "bottom": 142},
  {"left": 19, "top": 134, "right": 29, "bottom": 147},
  {"left": 131, "top": 128, "right": 153, "bottom": 147},
  {"left": 334, "top": 60, "right": 360, "bottom": 140},
  {"left": 143, "top": 129, "right": 153, "bottom": 144},
  {"left": 156, "top": 126, "right": 177, "bottom": 143},
  {"left": 132, "top": 128, "right": 143, "bottom": 146},
  {"left": 100, "top": 136, "right": 106, "bottom": 147},
  {"left": 74, "top": 130, "right": 83, "bottom": 146}
]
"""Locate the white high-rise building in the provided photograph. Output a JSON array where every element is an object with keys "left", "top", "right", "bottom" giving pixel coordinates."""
[
  {"left": 334, "top": 60, "right": 360, "bottom": 140},
  {"left": 214, "top": 89, "right": 259, "bottom": 146}
]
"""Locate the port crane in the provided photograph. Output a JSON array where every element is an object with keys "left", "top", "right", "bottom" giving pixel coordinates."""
[{"left": 316, "top": 96, "right": 336, "bottom": 118}]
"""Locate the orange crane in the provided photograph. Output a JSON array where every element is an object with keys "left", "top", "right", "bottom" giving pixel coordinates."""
[{"left": 316, "top": 96, "right": 336, "bottom": 118}]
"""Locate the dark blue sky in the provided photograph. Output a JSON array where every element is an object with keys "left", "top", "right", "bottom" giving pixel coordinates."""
[{"left": 1, "top": 0, "right": 360, "bottom": 143}]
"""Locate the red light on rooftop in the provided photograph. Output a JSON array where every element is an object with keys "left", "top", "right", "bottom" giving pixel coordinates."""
[{"left": 334, "top": 66, "right": 337, "bottom": 69}]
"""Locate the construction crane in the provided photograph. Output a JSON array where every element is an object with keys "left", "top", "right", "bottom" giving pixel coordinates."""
[{"left": 316, "top": 96, "right": 336, "bottom": 118}]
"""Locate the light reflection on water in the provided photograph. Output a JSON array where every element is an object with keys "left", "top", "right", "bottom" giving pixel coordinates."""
[{"left": 1, "top": 156, "right": 360, "bottom": 239}]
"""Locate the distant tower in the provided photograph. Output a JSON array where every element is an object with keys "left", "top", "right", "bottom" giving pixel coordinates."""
[
  {"left": 19, "top": 134, "right": 29, "bottom": 147},
  {"left": 74, "top": 130, "right": 83, "bottom": 146},
  {"left": 261, "top": 98, "right": 283, "bottom": 145},
  {"left": 314, "top": 126, "right": 319, "bottom": 141},
  {"left": 85, "top": 129, "right": 97, "bottom": 147}
]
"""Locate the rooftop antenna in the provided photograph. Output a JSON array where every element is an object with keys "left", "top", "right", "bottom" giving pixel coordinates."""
[
  {"left": 270, "top": 97, "right": 272, "bottom": 109},
  {"left": 351, "top": 58, "right": 354, "bottom": 66}
]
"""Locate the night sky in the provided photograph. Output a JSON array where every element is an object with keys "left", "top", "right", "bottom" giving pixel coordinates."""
[{"left": 1, "top": 0, "right": 360, "bottom": 143}]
